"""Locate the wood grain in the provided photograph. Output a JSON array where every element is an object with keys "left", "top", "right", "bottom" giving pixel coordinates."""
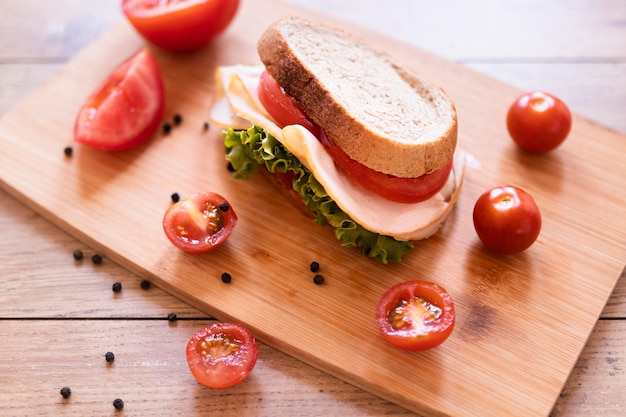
[{"left": 1, "top": 0, "right": 623, "bottom": 415}]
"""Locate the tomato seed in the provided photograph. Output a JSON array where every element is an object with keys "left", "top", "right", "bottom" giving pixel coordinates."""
[
  {"left": 140, "top": 280, "right": 151, "bottom": 290},
  {"left": 105, "top": 351, "right": 115, "bottom": 362},
  {"left": 171, "top": 192, "right": 180, "bottom": 203},
  {"left": 72, "top": 249, "right": 84, "bottom": 261},
  {"left": 313, "top": 274, "right": 325, "bottom": 285},
  {"left": 113, "top": 398, "right": 124, "bottom": 410},
  {"left": 60, "top": 386, "right": 71, "bottom": 399},
  {"left": 221, "top": 272, "right": 232, "bottom": 283},
  {"left": 63, "top": 146, "right": 73, "bottom": 157},
  {"left": 91, "top": 254, "right": 103, "bottom": 265},
  {"left": 112, "top": 282, "right": 122, "bottom": 293},
  {"left": 310, "top": 261, "right": 320, "bottom": 273}
]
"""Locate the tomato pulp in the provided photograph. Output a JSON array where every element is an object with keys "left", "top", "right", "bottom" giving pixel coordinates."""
[
  {"left": 122, "top": 0, "right": 240, "bottom": 52},
  {"left": 376, "top": 280, "right": 455, "bottom": 351},
  {"left": 256, "top": 70, "right": 453, "bottom": 203},
  {"left": 473, "top": 185, "right": 542, "bottom": 255},
  {"left": 506, "top": 91, "right": 572, "bottom": 153},
  {"left": 74, "top": 48, "right": 164, "bottom": 151},
  {"left": 186, "top": 322, "right": 258, "bottom": 389},
  {"left": 162, "top": 192, "right": 238, "bottom": 254}
]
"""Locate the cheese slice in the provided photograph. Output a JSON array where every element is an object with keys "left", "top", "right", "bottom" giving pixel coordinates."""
[{"left": 210, "top": 65, "right": 466, "bottom": 241}]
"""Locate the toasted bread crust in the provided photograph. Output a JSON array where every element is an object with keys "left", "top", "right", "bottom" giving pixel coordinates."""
[{"left": 257, "top": 16, "right": 457, "bottom": 178}]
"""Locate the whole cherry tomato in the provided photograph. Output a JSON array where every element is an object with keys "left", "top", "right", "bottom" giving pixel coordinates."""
[
  {"left": 74, "top": 48, "right": 164, "bottom": 151},
  {"left": 376, "top": 280, "right": 455, "bottom": 351},
  {"left": 506, "top": 91, "right": 572, "bottom": 153},
  {"left": 186, "top": 322, "right": 258, "bottom": 389},
  {"left": 162, "top": 192, "right": 237, "bottom": 254},
  {"left": 473, "top": 185, "right": 542, "bottom": 255},
  {"left": 122, "top": 0, "right": 240, "bottom": 52}
]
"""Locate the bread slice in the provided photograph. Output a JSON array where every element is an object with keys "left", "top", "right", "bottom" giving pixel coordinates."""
[{"left": 257, "top": 16, "right": 458, "bottom": 178}]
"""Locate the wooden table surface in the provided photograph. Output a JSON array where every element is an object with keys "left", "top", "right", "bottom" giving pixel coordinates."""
[{"left": 1, "top": 1, "right": 624, "bottom": 416}]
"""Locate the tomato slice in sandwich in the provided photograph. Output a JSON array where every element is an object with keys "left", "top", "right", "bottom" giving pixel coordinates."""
[{"left": 257, "top": 70, "right": 452, "bottom": 203}]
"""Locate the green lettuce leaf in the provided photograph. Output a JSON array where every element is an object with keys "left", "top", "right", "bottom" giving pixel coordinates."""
[{"left": 223, "top": 125, "right": 413, "bottom": 263}]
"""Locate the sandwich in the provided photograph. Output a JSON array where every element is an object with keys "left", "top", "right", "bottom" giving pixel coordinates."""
[{"left": 209, "top": 16, "right": 466, "bottom": 263}]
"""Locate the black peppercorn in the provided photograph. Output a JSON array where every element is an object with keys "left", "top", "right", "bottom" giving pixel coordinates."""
[
  {"left": 310, "top": 261, "right": 320, "bottom": 273},
  {"left": 173, "top": 113, "right": 182, "bottom": 125},
  {"left": 113, "top": 398, "right": 124, "bottom": 410},
  {"left": 219, "top": 202, "right": 229, "bottom": 212},
  {"left": 105, "top": 351, "right": 115, "bottom": 362},
  {"left": 203, "top": 121, "right": 210, "bottom": 131},
  {"left": 140, "top": 280, "right": 151, "bottom": 290},
  {"left": 221, "top": 272, "right": 232, "bottom": 283},
  {"left": 60, "top": 386, "right": 71, "bottom": 399},
  {"left": 162, "top": 122, "right": 172, "bottom": 134},
  {"left": 167, "top": 312, "right": 177, "bottom": 321},
  {"left": 63, "top": 146, "right": 73, "bottom": 157},
  {"left": 91, "top": 254, "right": 103, "bottom": 265},
  {"left": 112, "top": 282, "right": 122, "bottom": 293},
  {"left": 72, "top": 249, "right": 84, "bottom": 261},
  {"left": 170, "top": 192, "right": 180, "bottom": 203},
  {"left": 313, "top": 274, "right": 325, "bottom": 285}
]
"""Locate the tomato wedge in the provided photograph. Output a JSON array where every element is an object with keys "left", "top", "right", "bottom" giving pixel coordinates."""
[
  {"left": 376, "top": 280, "right": 455, "bottom": 351},
  {"left": 74, "top": 48, "right": 164, "bottom": 151},
  {"left": 122, "top": 0, "right": 240, "bottom": 52},
  {"left": 162, "top": 192, "right": 237, "bottom": 254},
  {"left": 257, "top": 69, "right": 452, "bottom": 203},
  {"left": 186, "top": 322, "right": 258, "bottom": 389}
]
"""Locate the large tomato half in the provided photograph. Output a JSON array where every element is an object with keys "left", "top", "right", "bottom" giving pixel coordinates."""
[
  {"left": 74, "top": 48, "right": 164, "bottom": 151},
  {"left": 257, "top": 70, "right": 452, "bottom": 203},
  {"left": 122, "top": 0, "right": 240, "bottom": 52},
  {"left": 186, "top": 322, "right": 258, "bottom": 389},
  {"left": 162, "top": 191, "right": 238, "bottom": 254},
  {"left": 472, "top": 185, "right": 542, "bottom": 255},
  {"left": 376, "top": 280, "right": 455, "bottom": 351}
]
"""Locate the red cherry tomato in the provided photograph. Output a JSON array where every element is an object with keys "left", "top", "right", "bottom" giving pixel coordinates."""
[
  {"left": 186, "top": 322, "right": 258, "bottom": 389},
  {"left": 163, "top": 192, "right": 237, "bottom": 254},
  {"left": 376, "top": 280, "right": 455, "bottom": 351},
  {"left": 121, "top": 0, "right": 240, "bottom": 52},
  {"left": 74, "top": 48, "right": 164, "bottom": 151},
  {"left": 506, "top": 91, "right": 572, "bottom": 153},
  {"left": 473, "top": 185, "right": 542, "bottom": 255},
  {"left": 257, "top": 70, "right": 452, "bottom": 203}
]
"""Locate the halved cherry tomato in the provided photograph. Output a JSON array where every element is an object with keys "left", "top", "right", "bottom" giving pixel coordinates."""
[
  {"left": 121, "top": 0, "right": 240, "bottom": 52},
  {"left": 506, "top": 91, "right": 572, "bottom": 153},
  {"left": 163, "top": 192, "right": 237, "bottom": 254},
  {"left": 257, "top": 69, "right": 452, "bottom": 203},
  {"left": 186, "top": 322, "right": 258, "bottom": 389},
  {"left": 473, "top": 185, "right": 542, "bottom": 255},
  {"left": 74, "top": 48, "right": 164, "bottom": 151},
  {"left": 376, "top": 280, "right": 455, "bottom": 351}
]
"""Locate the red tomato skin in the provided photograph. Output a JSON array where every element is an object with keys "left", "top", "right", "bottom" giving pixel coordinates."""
[
  {"left": 74, "top": 48, "right": 164, "bottom": 151},
  {"left": 162, "top": 192, "right": 237, "bottom": 254},
  {"left": 122, "top": 0, "right": 240, "bottom": 52},
  {"left": 257, "top": 70, "right": 453, "bottom": 203},
  {"left": 472, "top": 185, "right": 542, "bottom": 255},
  {"left": 506, "top": 91, "right": 572, "bottom": 153},
  {"left": 186, "top": 322, "right": 258, "bottom": 389},
  {"left": 376, "top": 280, "right": 455, "bottom": 351}
]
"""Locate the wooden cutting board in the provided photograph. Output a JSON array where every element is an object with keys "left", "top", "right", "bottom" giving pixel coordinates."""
[{"left": 1, "top": 2, "right": 624, "bottom": 416}]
